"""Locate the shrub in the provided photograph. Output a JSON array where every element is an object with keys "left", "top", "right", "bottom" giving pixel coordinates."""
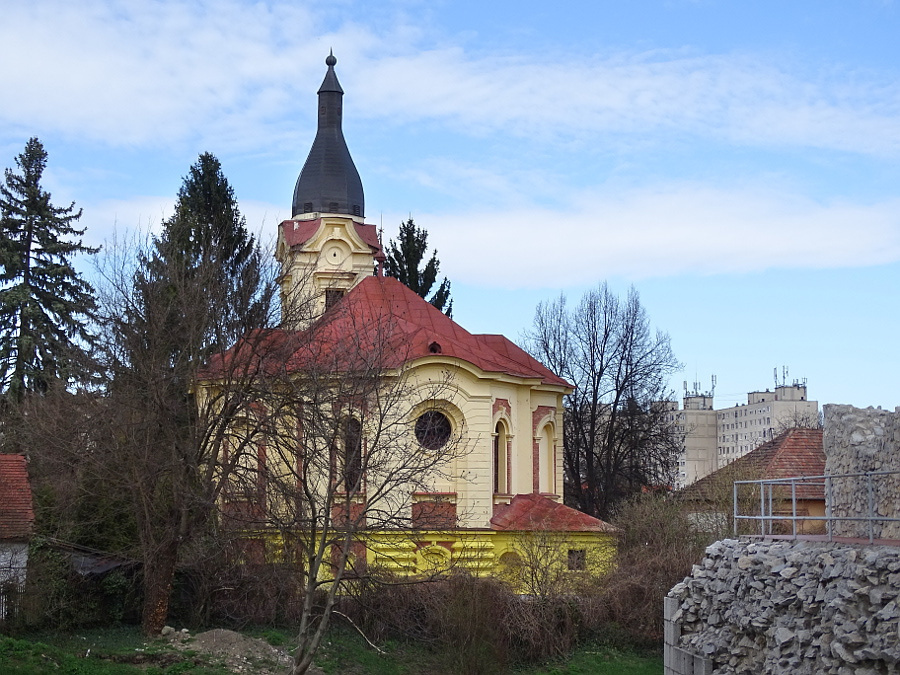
[
  {"left": 598, "top": 494, "right": 708, "bottom": 644},
  {"left": 349, "top": 573, "right": 609, "bottom": 673}
]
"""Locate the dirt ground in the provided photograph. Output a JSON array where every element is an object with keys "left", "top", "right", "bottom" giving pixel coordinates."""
[{"left": 166, "top": 627, "right": 325, "bottom": 675}]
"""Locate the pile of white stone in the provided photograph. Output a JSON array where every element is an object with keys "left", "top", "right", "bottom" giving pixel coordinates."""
[{"left": 667, "top": 538, "right": 900, "bottom": 674}]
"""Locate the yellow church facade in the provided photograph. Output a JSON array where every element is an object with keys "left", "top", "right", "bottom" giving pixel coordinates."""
[{"left": 206, "top": 54, "right": 617, "bottom": 587}]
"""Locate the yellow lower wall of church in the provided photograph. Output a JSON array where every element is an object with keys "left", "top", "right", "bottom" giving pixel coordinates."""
[{"left": 252, "top": 529, "right": 617, "bottom": 593}]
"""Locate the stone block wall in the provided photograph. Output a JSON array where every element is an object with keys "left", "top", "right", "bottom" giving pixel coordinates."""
[
  {"left": 665, "top": 538, "right": 900, "bottom": 674},
  {"left": 823, "top": 405, "right": 900, "bottom": 540}
]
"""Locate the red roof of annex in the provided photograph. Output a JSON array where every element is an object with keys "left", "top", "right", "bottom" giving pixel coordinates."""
[
  {"left": 490, "top": 493, "right": 619, "bottom": 533},
  {"left": 0, "top": 454, "right": 35, "bottom": 541}
]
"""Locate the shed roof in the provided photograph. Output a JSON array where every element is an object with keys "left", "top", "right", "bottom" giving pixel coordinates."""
[
  {"left": 684, "top": 428, "right": 825, "bottom": 501},
  {"left": 0, "top": 454, "right": 35, "bottom": 541}
]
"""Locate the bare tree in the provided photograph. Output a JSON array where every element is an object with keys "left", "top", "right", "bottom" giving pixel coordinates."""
[
  {"left": 774, "top": 408, "right": 823, "bottom": 435},
  {"left": 525, "top": 283, "right": 681, "bottom": 521},
  {"left": 200, "top": 288, "right": 467, "bottom": 675},
  {"left": 87, "top": 225, "right": 278, "bottom": 634}
]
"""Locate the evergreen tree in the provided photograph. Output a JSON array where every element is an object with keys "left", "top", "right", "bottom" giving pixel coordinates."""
[
  {"left": 0, "top": 137, "right": 98, "bottom": 403},
  {"left": 104, "top": 152, "right": 276, "bottom": 635},
  {"left": 384, "top": 218, "right": 453, "bottom": 316},
  {"left": 145, "top": 152, "right": 268, "bottom": 349}
]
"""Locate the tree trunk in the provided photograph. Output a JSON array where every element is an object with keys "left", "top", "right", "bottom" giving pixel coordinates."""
[{"left": 141, "top": 542, "right": 179, "bottom": 635}]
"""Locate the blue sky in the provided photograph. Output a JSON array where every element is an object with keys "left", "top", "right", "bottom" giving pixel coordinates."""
[{"left": 2, "top": 0, "right": 899, "bottom": 409}]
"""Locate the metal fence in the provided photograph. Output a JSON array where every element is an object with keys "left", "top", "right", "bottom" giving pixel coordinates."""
[{"left": 733, "top": 470, "right": 900, "bottom": 543}]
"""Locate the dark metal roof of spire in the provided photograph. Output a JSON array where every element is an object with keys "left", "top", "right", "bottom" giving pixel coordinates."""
[{"left": 292, "top": 52, "right": 364, "bottom": 219}]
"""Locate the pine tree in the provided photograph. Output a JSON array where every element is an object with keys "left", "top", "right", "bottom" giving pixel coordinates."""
[
  {"left": 145, "top": 152, "right": 268, "bottom": 350},
  {"left": 0, "top": 137, "right": 98, "bottom": 403},
  {"left": 384, "top": 217, "right": 453, "bottom": 316},
  {"left": 106, "top": 152, "right": 275, "bottom": 635}
]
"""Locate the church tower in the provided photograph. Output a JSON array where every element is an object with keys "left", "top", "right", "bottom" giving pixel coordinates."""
[{"left": 276, "top": 53, "right": 383, "bottom": 328}]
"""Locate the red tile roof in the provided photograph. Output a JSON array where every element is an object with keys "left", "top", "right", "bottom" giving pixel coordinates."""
[
  {"left": 490, "top": 493, "right": 619, "bottom": 533},
  {"left": 0, "top": 454, "right": 35, "bottom": 541},
  {"left": 685, "top": 428, "right": 825, "bottom": 500},
  {"left": 205, "top": 276, "right": 570, "bottom": 389}
]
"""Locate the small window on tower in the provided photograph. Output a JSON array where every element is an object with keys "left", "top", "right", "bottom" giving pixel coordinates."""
[
  {"left": 325, "top": 289, "right": 344, "bottom": 310},
  {"left": 329, "top": 202, "right": 339, "bottom": 212},
  {"left": 352, "top": 204, "right": 361, "bottom": 216},
  {"left": 303, "top": 202, "right": 313, "bottom": 213}
]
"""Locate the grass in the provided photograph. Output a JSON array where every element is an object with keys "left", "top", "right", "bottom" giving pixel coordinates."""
[
  {"left": 315, "top": 630, "right": 441, "bottom": 674},
  {"left": 0, "top": 628, "right": 231, "bottom": 675},
  {"left": 314, "top": 626, "right": 663, "bottom": 675},
  {"left": 1, "top": 626, "right": 662, "bottom": 675},
  {"left": 527, "top": 644, "right": 662, "bottom": 674}
]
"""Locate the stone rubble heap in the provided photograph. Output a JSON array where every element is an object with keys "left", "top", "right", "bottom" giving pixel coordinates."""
[
  {"left": 823, "top": 405, "right": 900, "bottom": 540},
  {"left": 667, "top": 538, "right": 900, "bottom": 674}
]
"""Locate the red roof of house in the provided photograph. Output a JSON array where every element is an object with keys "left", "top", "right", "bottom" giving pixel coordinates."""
[
  {"left": 0, "top": 454, "right": 35, "bottom": 541},
  {"left": 490, "top": 493, "right": 619, "bottom": 533},
  {"left": 205, "top": 276, "right": 570, "bottom": 389},
  {"left": 281, "top": 218, "right": 385, "bottom": 261},
  {"left": 685, "top": 428, "right": 825, "bottom": 500}
]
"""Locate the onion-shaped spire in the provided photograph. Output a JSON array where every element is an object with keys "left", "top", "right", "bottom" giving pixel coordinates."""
[{"left": 292, "top": 52, "right": 365, "bottom": 219}]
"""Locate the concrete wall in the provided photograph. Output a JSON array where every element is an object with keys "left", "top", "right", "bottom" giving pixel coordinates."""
[{"left": 824, "top": 405, "right": 900, "bottom": 540}]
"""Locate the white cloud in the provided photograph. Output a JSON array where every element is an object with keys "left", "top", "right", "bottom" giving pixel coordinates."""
[
  {"left": 78, "top": 182, "right": 900, "bottom": 292},
  {"left": 357, "top": 50, "right": 900, "bottom": 155},
  {"left": 79, "top": 196, "right": 174, "bottom": 248},
  {"left": 3, "top": 0, "right": 900, "bottom": 157},
  {"left": 79, "top": 195, "right": 286, "bottom": 250},
  {"left": 420, "top": 185, "right": 900, "bottom": 288},
  {"left": 0, "top": 0, "right": 343, "bottom": 148}
]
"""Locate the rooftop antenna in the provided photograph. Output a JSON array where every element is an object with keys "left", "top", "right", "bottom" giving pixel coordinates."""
[
  {"left": 773, "top": 367, "right": 778, "bottom": 389},
  {"left": 711, "top": 374, "right": 717, "bottom": 398}
]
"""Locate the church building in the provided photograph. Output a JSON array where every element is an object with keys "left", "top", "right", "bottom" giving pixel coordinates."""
[{"left": 214, "top": 54, "right": 617, "bottom": 580}]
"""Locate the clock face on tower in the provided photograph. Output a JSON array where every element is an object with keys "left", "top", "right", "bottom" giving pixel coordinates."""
[{"left": 324, "top": 241, "right": 350, "bottom": 267}]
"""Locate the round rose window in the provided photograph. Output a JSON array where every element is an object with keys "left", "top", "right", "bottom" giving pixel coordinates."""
[{"left": 414, "top": 410, "right": 452, "bottom": 450}]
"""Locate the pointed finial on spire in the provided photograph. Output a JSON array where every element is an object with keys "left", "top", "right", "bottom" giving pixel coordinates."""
[{"left": 326, "top": 49, "right": 337, "bottom": 67}]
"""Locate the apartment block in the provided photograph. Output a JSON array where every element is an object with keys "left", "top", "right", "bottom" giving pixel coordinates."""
[{"left": 672, "top": 382, "right": 818, "bottom": 488}]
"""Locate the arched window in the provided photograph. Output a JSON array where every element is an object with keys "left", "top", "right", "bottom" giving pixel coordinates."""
[
  {"left": 343, "top": 417, "right": 362, "bottom": 491},
  {"left": 538, "top": 425, "right": 555, "bottom": 494},
  {"left": 223, "top": 419, "right": 266, "bottom": 525},
  {"left": 493, "top": 421, "right": 509, "bottom": 494}
]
